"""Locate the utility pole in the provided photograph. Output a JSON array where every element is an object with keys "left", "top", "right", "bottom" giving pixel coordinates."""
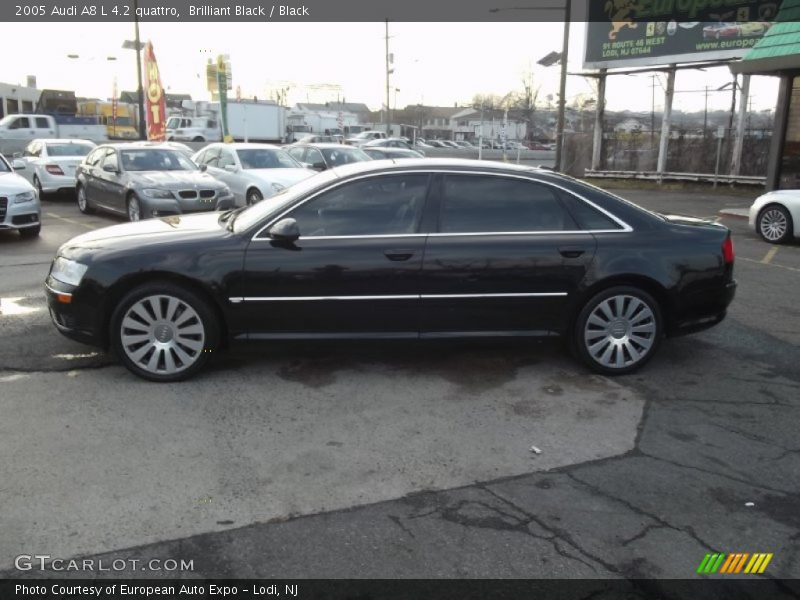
[
  {"left": 554, "top": 0, "right": 571, "bottom": 172},
  {"left": 385, "top": 19, "right": 391, "bottom": 136},
  {"left": 703, "top": 85, "right": 709, "bottom": 135},
  {"left": 650, "top": 74, "right": 656, "bottom": 146},
  {"left": 656, "top": 66, "right": 676, "bottom": 178}
]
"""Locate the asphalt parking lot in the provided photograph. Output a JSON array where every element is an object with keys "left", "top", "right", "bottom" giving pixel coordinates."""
[{"left": 1, "top": 184, "right": 798, "bottom": 587}]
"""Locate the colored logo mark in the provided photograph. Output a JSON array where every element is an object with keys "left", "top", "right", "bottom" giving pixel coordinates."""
[{"left": 697, "top": 553, "right": 773, "bottom": 574}]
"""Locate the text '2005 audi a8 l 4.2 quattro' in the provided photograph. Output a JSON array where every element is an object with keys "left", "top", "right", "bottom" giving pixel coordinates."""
[{"left": 46, "top": 159, "right": 737, "bottom": 382}]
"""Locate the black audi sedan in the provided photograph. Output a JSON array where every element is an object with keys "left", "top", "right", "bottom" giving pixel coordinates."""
[{"left": 46, "top": 159, "right": 736, "bottom": 382}]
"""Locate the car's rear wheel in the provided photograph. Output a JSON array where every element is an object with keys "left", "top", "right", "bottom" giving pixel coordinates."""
[
  {"left": 77, "top": 185, "right": 94, "bottom": 214},
  {"left": 574, "top": 286, "right": 662, "bottom": 375},
  {"left": 246, "top": 188, "right": 263, "bottom": 206},
  {"left": 33, "top": 176, "right": 45, "bottom": 199},
  {"left": 127, "top": 193, "right": 142, "bottom": 222},
  {"left": 757, "top": 204, "right": 793, "bottom": 244},
  {"left": 111, "top": 282, "right": 219, "bottom": 382}
]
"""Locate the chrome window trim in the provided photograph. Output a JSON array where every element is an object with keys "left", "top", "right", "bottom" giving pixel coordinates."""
[
  {"left": 250, "top": 169, "right": 633, "bottom": 242},
  {"left": 229, "top": 292, "right": 567, "bottom": 303}
]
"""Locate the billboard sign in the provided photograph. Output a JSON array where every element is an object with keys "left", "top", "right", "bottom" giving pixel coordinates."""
[{"left": 584, "top": 0, "right": 780, "bottom": 69}]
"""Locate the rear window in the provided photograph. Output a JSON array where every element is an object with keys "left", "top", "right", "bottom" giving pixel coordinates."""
[{"left": 559, "top": 193, "right": 623, "bottom": 231}]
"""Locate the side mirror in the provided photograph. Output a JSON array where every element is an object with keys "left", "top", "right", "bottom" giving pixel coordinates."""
[
  {"left": 12, "top": 159, "right": 25, "bottom": 170},
  {"left": 301, "top": 162, "right": 314, "bottom": 169},
  {"left": 312, "top": 162, "right": 326, "bottom": 171},
  {"left": 224, "top": 164, "right": 238, "bottom": 173},
  {"left": 102, "top": 163, "right": 118, "bottom": 173},
  {"left": 199, "top": 164, "right": 208, "bottom": 172},
  {"left": 12, "top": 152, "right": 23, "bottom": 159},
  {"left": 268, "top": 217, "right": 300, "bottom": 242}
]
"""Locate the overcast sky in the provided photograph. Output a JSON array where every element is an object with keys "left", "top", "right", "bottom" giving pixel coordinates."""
[{"left": 1, "top": 22, "right": 778, "bottom": 114}]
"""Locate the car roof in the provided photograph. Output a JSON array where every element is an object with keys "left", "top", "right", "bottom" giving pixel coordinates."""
[
  {"left": 35, "top": 138, "right": 96, "bottom": 144},
  {"left": 291, "top": 143, "right": 362, "bottom": 149},
  {"left": 327, "top": 158, "right": 553, "bottom": 179},
  {"left": 204, "top": 142, "right": 282, "bottom": 150}
]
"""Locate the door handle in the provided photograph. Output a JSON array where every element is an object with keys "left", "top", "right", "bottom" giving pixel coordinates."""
[
  {"left": 384, "top": 249, "right": 415, "bottom": 261},
  {"left": 558, "top": 246, "right": 586, "bottom": 258}
]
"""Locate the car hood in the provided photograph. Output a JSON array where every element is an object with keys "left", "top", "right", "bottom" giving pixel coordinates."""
[
  {"left": 129, "top": 171, "right": 225, "bottom": 189},
  {"left": 0, "top": 171, "right": 35, "bottom": 193},
  {"left": 58, "top": 212, "right": 228, "bottom": 258},
  {"left": 246, "top": 168, "right": 315, "bottom": 188}
]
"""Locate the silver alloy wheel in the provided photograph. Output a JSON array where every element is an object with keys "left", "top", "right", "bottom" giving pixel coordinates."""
[
  {"left": 77, "top": 186, "right": 87, "bottom": 211},
  {"left": 247, "top": 189, "right": 263, "bottom": 206},
  {"left": 759, "top": 208, "right": 788, "bottom": 241},
  {"left": 583, "top": 294, "right": 656, "bottom": 369},
  {"left": 128, "top": 196, "right": 141, "bottom": 222},
  {"left": 119, "top": 294, "right": 206, "bottom": 375}
]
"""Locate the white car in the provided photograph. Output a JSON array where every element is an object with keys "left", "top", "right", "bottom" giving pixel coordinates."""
[
  {"left": 192, "top": 143, "right": 315, "bottom": 206},
  {"left": 15, "top": 138, "right": 96, "bottom": 197},
  {"left": 749, "top": 190, "right": 800, "bottom": 244},
  {"left": 1, "top": 154, "right": 41, "bottom": 238}
]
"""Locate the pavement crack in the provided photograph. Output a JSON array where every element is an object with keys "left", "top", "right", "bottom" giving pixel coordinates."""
[
  {"left": 641, "top": 451, "right": 793, "bottom": 495},
  {"left": 619, "top": 523, "right": 666, "bottom": 547},
  {"left": 564, "top": 471, "right": 716, "bottom": 554},
  {"left": 387, "top": 515, "right": 415, "bottom": 539}
]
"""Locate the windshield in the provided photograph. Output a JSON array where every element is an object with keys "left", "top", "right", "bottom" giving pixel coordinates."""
[
  {"left": 166, "top": 117, "right": 181, "bottom": 129},
  {"left": 321, "top": 147, "right": 371, "bottom": 166},
  {"left": 236, "top": 148, "right": 301, "bottom": 169},
  {"left": 120, "top": 149, "right": 197, "bottom": 171},
  {"left": 232, "top": 169, "right": 339, "bottom": 233},
  {"left": 46, "top": 143, "right": 95, "bottom": 157}
]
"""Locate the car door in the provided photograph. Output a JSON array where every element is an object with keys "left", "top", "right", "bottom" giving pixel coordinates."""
[
  {"left": 34, "top": 116, "right": 55, "bottom": 139},
  {"left": 237, "top": 172, "right": 432, "bottom": 338},
  {"left": 95, "top": 148, "right": 124, "bottom": 213},
  {"left": 419, "top": 173, "right": 597, "bottom": 336}
]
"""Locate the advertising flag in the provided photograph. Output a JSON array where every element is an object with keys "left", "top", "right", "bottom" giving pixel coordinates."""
[{"left": 143, "top": 40, "right": 167, "bottom": 141}]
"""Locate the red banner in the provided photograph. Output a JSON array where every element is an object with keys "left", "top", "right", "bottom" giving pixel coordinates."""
[{"left": 143, "top": 40, "right": 167, "bottom": 141}]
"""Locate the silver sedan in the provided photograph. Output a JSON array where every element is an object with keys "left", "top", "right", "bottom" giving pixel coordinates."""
[
  {"left": 192, "top": 143, "right": 315, "bottom": 206},
  {"left": 14, "top": 139, "right": 96, "bottom": 197}
]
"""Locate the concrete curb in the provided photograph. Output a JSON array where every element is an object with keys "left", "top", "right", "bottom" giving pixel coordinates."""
[{"left": 718, "top": 208, "right": 749, "bottom": 220}]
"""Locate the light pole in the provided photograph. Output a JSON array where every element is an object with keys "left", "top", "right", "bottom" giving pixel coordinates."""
[
  {"left": 123, "top": 0, "right": 146, "bottom": 140},
  {"left": 492, "top": 2, "right": 570, "bottom": 171}
]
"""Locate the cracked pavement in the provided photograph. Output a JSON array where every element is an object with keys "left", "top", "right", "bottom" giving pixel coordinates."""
[{"left": 1, "top": 189, "right": 799, "bottom": 589}]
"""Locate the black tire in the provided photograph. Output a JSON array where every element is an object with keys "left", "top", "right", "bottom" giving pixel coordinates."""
[
  {"left": 246, "top": 188, "right": 263, "bottom": 206},
  {"left": 756, "top": 204, "right": 793, "bottom": 244},
  {"left": 193, "top": 136, "right": 205, "bottom": 142},
  {"left": 110, "top": 281, "right": 220, "bottom": 382},
  {"left": 573, "top": 286, "right": 663, "bottom": 376},
  {"left": 127, "top": 193, "right": 142, "bottom": 222},
  {"left": 33, "top": 176, "right": 45, "bottom": 199},
  {"left": 76, "top": 184, "right": 95, "bottom": 214},
  {"left": 19, "top": 225, "right": 41, "bottom": 239}
]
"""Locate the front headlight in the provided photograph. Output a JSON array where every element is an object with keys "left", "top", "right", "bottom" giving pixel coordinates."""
[
  {"left": 271, "top": 183, "right": 286, "bottom": 194},
  {"left": 13, "top": 191, "right": 36, "bottom": 204},
  {"left": 142, "top": 188, "right": 174, "bottom": 199},
  {"left": 221, "top": 186, "right": 232, "bottom": 197},
  {"left": 51, "top": 257, "right": 89, "bottom": 287}
]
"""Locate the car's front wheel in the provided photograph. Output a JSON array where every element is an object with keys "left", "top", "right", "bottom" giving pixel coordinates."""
[
  {"left": 574, "top": 286, "right": 662, "bottom": 375},
  {"left": 757, "top": 204, "right": 793, "bottom": 244},
  {"left": 111, "top": 282, "right": 220, "bottom": 382},
  {"left": 246, "top": 188, "right": 263, "bottom": 206}
]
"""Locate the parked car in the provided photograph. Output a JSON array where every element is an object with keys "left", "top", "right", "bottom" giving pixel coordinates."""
[
  {"left": 416, "top": 139, "right": 433, "bottom": 148},
  {"left": 47, "top": 158, "right": 737, "bottom": 382},
  {"left": 75, "top": 143, "right": 235, "bottom": 221},
  {"left": 345, "top": 131, "right": 388, "bottom": 146},
  {"left": 285, "top": 143, "right": 372, "bottom": 171},
  {"left": 749, "top": 190, "right": 800, "bottom": 244},
  {"left": 192, "top": 143, "right": 313, "bottom": 206},
  {"left": 14, "top": 138, "right": 96, "bottom": 197},
  {"left": 439, "top": 140, "right": 461, "bottom": 149},
  {"left": 363, "top": 138, "right": 416, "bottom": 151},
  {"left": 426, "top": 140, "right": 446, "bottom": 148},
  {"left": 1, "top": 154, "right": 41, "bottom": 238},
  {"left": 362, "top": 147, "right": 425, "bottom": 160},
  {"left": 453, "top": 141, "right": 474, "bottom": 148}
]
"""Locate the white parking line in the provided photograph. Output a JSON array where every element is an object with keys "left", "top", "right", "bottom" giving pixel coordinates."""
[{"left": 45, "top": 213, "right": 99, "bottom": 230}]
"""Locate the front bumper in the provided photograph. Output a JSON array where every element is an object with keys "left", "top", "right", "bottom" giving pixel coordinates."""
[
  {"left": 138, "top": 192, "right": 235, "bottom": 217},
  {"left": 0, "top": 197, "right": 41, "bottom": 231},
  {"left": 45, "top": 277, "right": 104, "bottom": 347}
]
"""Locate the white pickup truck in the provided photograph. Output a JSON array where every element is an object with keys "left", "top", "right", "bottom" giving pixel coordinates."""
[{"left": 0, "top": 114, "right": 107, "bottom": 156}]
